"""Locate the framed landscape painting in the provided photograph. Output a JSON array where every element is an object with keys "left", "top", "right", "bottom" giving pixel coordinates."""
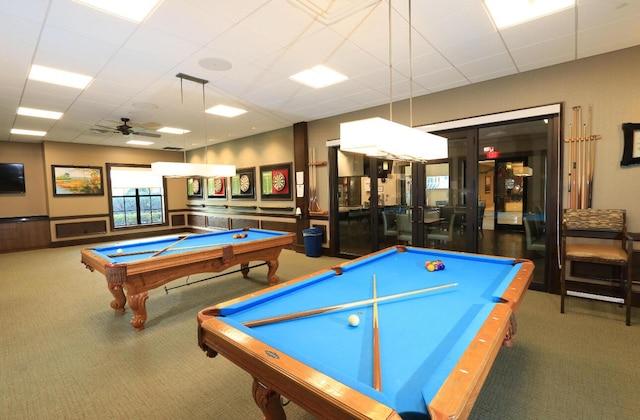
[{"left": 52, "top": 165, "right": 103, "bottom": 196}]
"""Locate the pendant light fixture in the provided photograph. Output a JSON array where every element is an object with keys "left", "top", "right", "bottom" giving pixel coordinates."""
[
  {"left": 340, "top": 0, "right": 448, "bottom": 162},
  {"left": 151, "top": 73, "right": 236, "bottom": 178}
]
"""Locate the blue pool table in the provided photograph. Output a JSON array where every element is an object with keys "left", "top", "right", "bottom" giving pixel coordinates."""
[
  {"left": 197, "top": 245, "right": 533, "bottom": 419},
  {"left": 81, "top": 228, "right": 295, "bottom": 331}
]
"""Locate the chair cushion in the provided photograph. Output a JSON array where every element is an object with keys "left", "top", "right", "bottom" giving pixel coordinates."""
[
  {"left": 564, "top": 209, "right": 624, "bottom": 231},
  {"left": 565, "top": 244, "right": 628, "bottom": 263}
]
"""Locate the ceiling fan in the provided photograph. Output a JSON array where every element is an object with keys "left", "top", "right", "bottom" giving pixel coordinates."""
[{"left": 91, "top": 118, "right": 161, "bottom": 138}]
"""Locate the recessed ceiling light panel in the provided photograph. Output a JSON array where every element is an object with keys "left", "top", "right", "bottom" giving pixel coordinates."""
[
  {"left": 74, "top": 0, "right": 161, "bottom": 23},
  {"left": 126, "top": 139, "right": 154, "bottom": 146},
  {"left": 17, "top": 107, "right": 63, "bottom": 120},
  {"left": 11, "top": 128, "right": 47, "bottom": 137},
  {"left": 484, "top": 0, "right": 575, "bottom": 29},
  {"left": 206, "top": 105, "right": 247, "bottom": 118},
  {"left": 290, "top": 65, "right": 348, "bottom": 89},
  {"left": 28, "top": 65, "right": 92, "bottom": 89},
  {"left": 157, "top": 127, "right": 190, "bottom": 134}
]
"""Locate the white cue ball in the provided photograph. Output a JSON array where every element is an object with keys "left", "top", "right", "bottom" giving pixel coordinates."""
[
  {"left": 117, "top": 248, "right": 123, "bottom": 254},
  {"left": 348, "top": 314, "right": 360, "bottom": 327}
]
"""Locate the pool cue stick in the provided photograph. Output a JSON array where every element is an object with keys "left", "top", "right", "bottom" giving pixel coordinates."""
[
  {"left": 107, "top": 249, "right": 159, "bottom": 258},
  {"left": 571, "top": 107, "right": 578, "bottom": 208},
  {"left": 243, "top": 283, "right": 458, "bottom": 328},
  {"left": 150, "top": 235, "right": 188, "bottom": 257},
  {"left": 171, "top": 242, "right": 233, "bottom": 251},
  {"left": 567, "top": 123, "right": 573, "bottom": 208},
  {"left": 372, "top": 275, "right": 382, "bottom": 391},
  {"left": 587, "top": 105, "right": 594, "bottom": 208}
]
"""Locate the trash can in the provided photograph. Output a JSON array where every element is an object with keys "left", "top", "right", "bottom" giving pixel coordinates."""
[{"left": 303, "top": 227, "right": 323, "bottom": 257}]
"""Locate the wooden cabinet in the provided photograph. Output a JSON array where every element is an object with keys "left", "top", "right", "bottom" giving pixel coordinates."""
[{"left": 0, "top": 217, "right": 51, "bottom": 252}]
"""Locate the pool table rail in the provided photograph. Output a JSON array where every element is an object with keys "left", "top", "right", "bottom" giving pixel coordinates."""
[{"left": 198, "top": 316, "right": 402, "bottom": 420}]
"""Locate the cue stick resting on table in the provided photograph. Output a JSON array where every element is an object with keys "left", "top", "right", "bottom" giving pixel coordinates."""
[
  {"left": 150, "top": 235, "right": 188, "bottom": 258},
  {"left": 106, "top": 241, "right": 235, "bottom": 258},
  {"left": 243, "top": 283, "right": 457, "bottom": 328},
  {"left": 372, "top": 275, "right": 382, "bottom": 391}
]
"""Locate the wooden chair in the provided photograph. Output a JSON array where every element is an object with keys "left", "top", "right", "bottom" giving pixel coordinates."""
[{"left": 560, "top": 209, "right": 634, "bottom": 325}]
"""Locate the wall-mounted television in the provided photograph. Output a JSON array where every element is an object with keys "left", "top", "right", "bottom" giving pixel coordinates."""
[{"left": 0, "top": 163, "right": 26, "bottom": 194}]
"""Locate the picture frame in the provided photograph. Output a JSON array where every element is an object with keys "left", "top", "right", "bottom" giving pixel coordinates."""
[
  {"left": 485, "top": 175, "right": 491, "bottom": 193},
  {"left": 260, "top": 163, "right": 292, "bottom": 200},
  {"left": 207, "top": 176, "right": 227, "bottom": 198},
  {"left": 187, "top": 177, "right": 204, "bottom": 198},
  {"left": 620, "top": 123, "right": 640, "bottom": 167},
  {"left": 231, "top": 167, "right": 255, "bottom": 199},
  {"left": 52, "top": 165, "right": 103, "bottom": 196}
]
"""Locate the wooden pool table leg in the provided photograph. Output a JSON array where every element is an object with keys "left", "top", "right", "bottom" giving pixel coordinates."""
[
  {"left": 127, "top": 292, "right": 149, "bottom": 332},
  {"left": 252, "top": 378, "right": 286, "bottom": 420},
  {"left": 265, "top": 260, "right": 279, "bottom": 285},
  {"left": 107, "top": 284, "right": 126, "bottom": 315},
  {"left": 240, "top": 260, "right": 280, "bottom": 286}
]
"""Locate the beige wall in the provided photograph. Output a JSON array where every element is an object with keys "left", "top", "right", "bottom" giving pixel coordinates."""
[{"left": 306, "top": 45, "right": 640, "bottom": 232}]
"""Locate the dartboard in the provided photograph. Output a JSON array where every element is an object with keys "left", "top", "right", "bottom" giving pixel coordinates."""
[
  {"left": 272, "top": 172, "right": 286, "bottom": 192},
  {"left": 214, "top": 178, "right": 223, "bottom": 193},
  {"left": 239, "top": 174, "right": 250, "bottom": 192},
  {"left": 191, "top": 178, "right": 200, "bottom": 194}
]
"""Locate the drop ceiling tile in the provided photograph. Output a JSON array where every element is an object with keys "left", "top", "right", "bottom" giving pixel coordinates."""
[
  {"left": 456, "top": 52, "right": 516, "bottom": 81},
  {"left": 510, "top": 35, "right": 575, "bottom": 71},
  {"left": 124, "top": 26, "right": 201, "bottom": 64},
  {"left": 145, "top": 1, "right": 234, "bottom": 44},
  {"left": 47, "top": 0, "right": 137, "bottom": 45},
  {"left": 418, "top": 3, "right": 495, "bottom": 50},
  {"left": 438, "top": 32, "right": 507, "bottom": 67},
  {"left": 34, "top": 26, "right": 121, "bottom": 75},
  {"left": 237, "top": 0, "right": 324, "bottom": 47},
  {"left": 0, "top": 0, "right": 48, "bottom": 22},
  {"left": 499, "top": 8, "right": 575, "bottom": 51}
]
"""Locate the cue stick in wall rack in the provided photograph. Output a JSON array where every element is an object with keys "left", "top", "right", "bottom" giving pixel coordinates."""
[
  {"left": 564, "top": 105, "right": 601, "bottom": 209},
  {"left": 242, "top": 283, "right": 458, "bottom": 328}
]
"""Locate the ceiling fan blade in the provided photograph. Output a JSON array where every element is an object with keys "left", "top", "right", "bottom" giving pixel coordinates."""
[
  {"left": 90, "top": 127, "right": 117, "bottom": 134},
  {"left": 131, "top": 131, "right": 161, "bottom": 138}
]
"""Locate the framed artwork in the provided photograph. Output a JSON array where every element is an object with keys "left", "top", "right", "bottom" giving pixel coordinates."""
[
  {"left": 207, "top": 177, "right": 227, "bottom": 198},
  {"left": 52, "top": 165, "right": 103, "bottom": 196},
  {"left": 187, "top": 177, "right": 203, "bottom": 198},
  {"left": 231, "top": 167, "right": 255, "bottom": 199},
  {"left": 260, "top": 163, "right": 292, "bottom": 200},
  {"left": 485, "top": 176, "right": 491, "bottom": 193},
  {"left": 620, "top": 123, "right": 640, "bottom": 167}
]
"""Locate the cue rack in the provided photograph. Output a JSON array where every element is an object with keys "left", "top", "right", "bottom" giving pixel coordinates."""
[{"left": 565, "top": 105, "right": 601, "bottom": 209}]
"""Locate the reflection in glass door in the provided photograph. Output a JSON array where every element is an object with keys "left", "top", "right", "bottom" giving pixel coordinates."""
[{"left": 423, "top": 136, "right": 469, "bottom": 252}]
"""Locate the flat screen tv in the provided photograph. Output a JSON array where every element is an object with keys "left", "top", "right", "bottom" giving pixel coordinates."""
[{"left": 0, "top": 163, "right": 26, "bottom": 194}]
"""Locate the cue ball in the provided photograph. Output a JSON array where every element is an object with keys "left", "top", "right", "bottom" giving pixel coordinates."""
[
  {"left": 117, "top": 248, "right": 123, "bottom": 254},
  {"left": 348, "top": 314, "right": 360, "bottom": 326}
]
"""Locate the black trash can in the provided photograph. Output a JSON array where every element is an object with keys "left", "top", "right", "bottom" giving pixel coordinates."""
[{"left": 303, "top": 227, "right": 323, "bottom": 257}]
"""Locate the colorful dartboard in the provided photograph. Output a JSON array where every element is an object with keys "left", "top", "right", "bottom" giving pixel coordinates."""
[
  {"left": 272, "top": 171, "right": 286, "bottom": 191},
  {"left": 214, "top": 178, "right": 223, "bottom": 193},
  {"left": 239, "top": 174, "right": 250, "bottom": 192}
]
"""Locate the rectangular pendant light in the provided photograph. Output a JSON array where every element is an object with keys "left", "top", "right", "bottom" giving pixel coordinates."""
[{"left": 340, "top": 117, "right": 448, "bottom": 162}]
